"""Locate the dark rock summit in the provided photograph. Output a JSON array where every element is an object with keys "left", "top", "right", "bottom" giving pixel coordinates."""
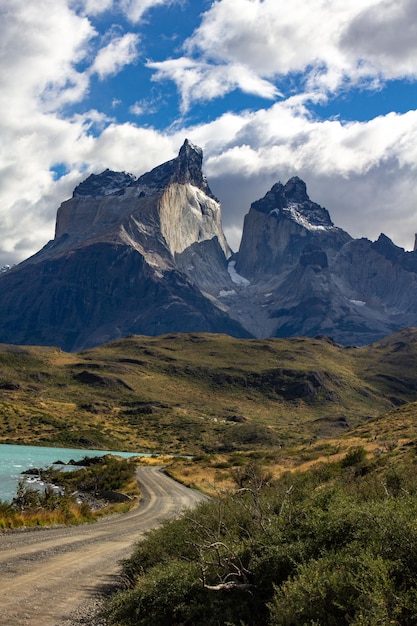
[
  {"left": 73, "top": 169, "right": 135, "bottom": 198},
  {"left": 235, "top": 177, "right": 351, "bottom": 279},
  {"left": 0, "top": 140, "right": 417, "bottom": 350},
  {"left": 251, "top": 176, "right": 333, "bottom": 227}
]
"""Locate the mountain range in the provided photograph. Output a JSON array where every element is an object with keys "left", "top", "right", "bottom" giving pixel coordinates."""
[{"left": 0, "top": 139, "right": 416, "bottom": 351}]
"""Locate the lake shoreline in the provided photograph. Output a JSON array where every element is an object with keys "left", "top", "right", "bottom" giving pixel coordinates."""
[{"left": 0, "top": 442, "right": 148, "bottom": 502}]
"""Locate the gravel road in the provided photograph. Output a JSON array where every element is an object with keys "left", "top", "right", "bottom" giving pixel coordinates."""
[{"left": 0, "top": 467, "right": 207, "bottom": 626}]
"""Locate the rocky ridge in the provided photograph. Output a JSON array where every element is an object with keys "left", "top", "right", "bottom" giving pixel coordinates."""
[{"left": 0, "top": 140, "right": 417, "bottom": 350}]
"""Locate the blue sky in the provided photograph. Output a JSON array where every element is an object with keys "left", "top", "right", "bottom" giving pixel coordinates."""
[{"left": 1, "top": 0, "right": 417, "bottom": 265}]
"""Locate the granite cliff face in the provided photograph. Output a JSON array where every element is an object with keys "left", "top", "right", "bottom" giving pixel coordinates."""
[
  {"left": 222, "top": 180, "right": 417, "bottom": 345},
  {"left": 0, "top": 140, "right": 248, "bottom": 351},
  {"left": 236, "top": 177, "right": 351, "bottom": 278},
  {"left": 0, "top": 140, "right": 417, "bottom": 350}
]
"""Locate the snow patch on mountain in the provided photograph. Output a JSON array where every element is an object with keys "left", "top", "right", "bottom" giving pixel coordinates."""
[
  {"left": 73, "top": 170, "right": 135, "bottom": 198},
  {"left": 219, "top": 289, "right": 237, "bottom": 297},
  {"left": 228, "top": 261, "right": 250, "bottom": 286},
  {"left": 271, "top": 203, "right": 332, "bottom": 231}
]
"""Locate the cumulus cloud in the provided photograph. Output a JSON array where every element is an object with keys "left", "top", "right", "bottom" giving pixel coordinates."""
[
  {"left": 71, "top": 0, "right": 114, "bottom": 15},
  {"left": 196, "top": 104, "right": 417, "bottom": 252},
  {"left": 0, "top": 0, "right": 94, "bottom": 112},
  {"left": 341, "top": 0, "right": 417, "bottom": 78},
  {"left": 79, "top": 123, "right": 176, "bottom": 173},
  {"left": 150, "top": 0, "right": 417, "bottom": 107},
  {"left": 72, "top": 0, "right": 177, "bottom": 21},
  {"left": 149, "top": 57, "right": 280, "bottom": 113},
  {"left": 91, "top": 32, "right": 140, "bottom": 79},
  {"left": 119, "top": 0, "right": 179, "bottom": 23},
  {"left": 1, "top": 0, "right": 417, "bottom": 269}
]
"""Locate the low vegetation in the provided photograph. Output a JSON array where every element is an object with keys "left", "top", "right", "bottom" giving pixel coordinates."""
[
  {"left": 0, "top": 456, "right": 138, "bottom": 529},
  {"left": 106, "top": 448, "right": 417, "bottom": 625},
  {"left": 1, "top": 329, "right": 417, "bottom": 454},
  {"left": 2, "top": 330, "right": 417, "bottom": 622}
]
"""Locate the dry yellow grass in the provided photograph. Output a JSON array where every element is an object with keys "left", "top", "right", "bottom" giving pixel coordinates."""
[{"left": 1, "top": 330, "right": 417, "bottom": 458}]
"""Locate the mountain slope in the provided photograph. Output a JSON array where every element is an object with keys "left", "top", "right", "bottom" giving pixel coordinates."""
[
  {"left": 223, "top": 178, "right": 417, "bottom": 345},
  {"left": 0, "top": 140, "right": 249, "bottom": 351},
  {"left": 1, "top": 141, "right": 417, "bottom": 349},
  {"left": 1, "top": 329, "right": 417, "bottom": 453}
]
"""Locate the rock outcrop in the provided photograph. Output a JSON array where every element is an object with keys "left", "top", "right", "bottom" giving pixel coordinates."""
[
  {"left": 1, "top": 141, "right": 417, "bottom": 350},
  {"left": 222, "top": 181, "right": 417, "bottom": 345},
  {"left": 0, "top": 140, "right": 249, "bottom": 351},
  {"left": 236, "top": 177, "right": 351, "bottom": 278}
]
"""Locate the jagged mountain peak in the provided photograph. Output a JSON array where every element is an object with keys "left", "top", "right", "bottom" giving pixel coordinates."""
[
  {"left": 372, "top": 232, "right": 417, "bottom": 273},
  {"left": 175, "top": 138, "right": 208, "bottom": 189},
  {"left": 55, "top": 140, "right": 225, "bottom": 255},
  {"left": 134, "top": 138, "right": 215, "bottom": 199},
  {"left": 282, "top": 176, "right": 309, "bottom": 203},
  {"left": 252, "top": 177, "right": 333, "bottom": 230},
  {"left": 3, "top": 142, "right": 417, "bottom": 352},
  {"left": 71, "top": 140, "right": 212, "bottom": 202},
  {"left": 73, "top": 169, "right": 135, "bottom": 198},
  {"left": 0, "top": 139, "right": 247, "bottom": 351}
]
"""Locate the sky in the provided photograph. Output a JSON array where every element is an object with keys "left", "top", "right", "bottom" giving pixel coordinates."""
[{"left": 1, "top": 0, "right": 417, "bottom": 266}]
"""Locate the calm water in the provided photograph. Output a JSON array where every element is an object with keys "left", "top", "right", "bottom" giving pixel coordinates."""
[{"left": 0, "top": 443, "right": 146, "bottom": 502}]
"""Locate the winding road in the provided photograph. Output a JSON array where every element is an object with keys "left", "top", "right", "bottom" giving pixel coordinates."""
[{"left": 0, "top": 467, "right": 207, "bottom": 626}]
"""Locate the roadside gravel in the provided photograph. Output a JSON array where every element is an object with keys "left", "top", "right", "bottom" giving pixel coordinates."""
[{"left": 0, "top": 467, "right": 207, "bottom": 626}]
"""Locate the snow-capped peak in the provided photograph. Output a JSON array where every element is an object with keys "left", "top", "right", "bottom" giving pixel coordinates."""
[{"left": 271, "top": 202, "right": 332, "bottom": 231}]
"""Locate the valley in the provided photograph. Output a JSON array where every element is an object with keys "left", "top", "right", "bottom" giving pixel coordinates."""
[
  {"left": 1, "top": 141, "right": 417, "bottom": 624},
  {"left": 1, "top": 329, "right": 417, "bottom": 484}
]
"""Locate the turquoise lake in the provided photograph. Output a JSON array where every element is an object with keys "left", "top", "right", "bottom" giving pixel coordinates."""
[{"left": 0, "top": 443, "right": 145, "bottom": 502}]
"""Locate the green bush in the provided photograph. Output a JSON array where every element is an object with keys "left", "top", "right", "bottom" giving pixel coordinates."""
[
  {"left": 106, "top": 560, "right": 202, "bottom": 626},
  {"left": 269, "top": 550, "right": 395, "bottom": 626},
  {"left": 341, "top": 445, "right": 367, "bottom": 468},
  {"left": 106, "top": 460, "right": 417, "bottom": 626}
]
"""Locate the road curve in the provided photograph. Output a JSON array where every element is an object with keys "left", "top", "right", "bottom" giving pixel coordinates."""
[{"left": 0, "top": 467, "right": 208, "bottom": 626}]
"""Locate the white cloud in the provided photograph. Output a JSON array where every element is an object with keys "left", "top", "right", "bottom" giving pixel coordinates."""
[
  {"left": 119, "top": 0, "right": 179, "bottom": 23},
  {"left": 91, "top": 32, "right": 139, "bottom": 79},
  {"left": 0, "top": 1, "right": 95, "bottom": 211},
  {"left": 198, "top": 103, "right": 417, "bottom": 252},
  {"left": 0, "top": 0, "right": 94, "bottom": 112},
  {"left": 129, "top": 97, "right": 161, "bottom": 116},
  {"left": 72, "top": 0, "right": 114, "bottom": 15},
  {"left": 130, "top": 102, "right": 144, "bottom": 115},
  {"left": 150, "top": 0, "right": 417, "bottom": 108},
  {"left": 79, "top": 123, "right": 176, "bottom": 173},
  {"left": 341, "top": 0, "right": 417, "bottom": 79},
  {"left": 72, "top": 0, "right": 176, "bottom": 21},
  {"left": 149, "top": 57, "right": 279, "bottom": 113},
  {"left": 1, "top": 0, "right": 417, "bottom": 270}
]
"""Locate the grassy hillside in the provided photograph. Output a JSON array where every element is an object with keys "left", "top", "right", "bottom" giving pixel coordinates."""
[{"left": 1, "top": 328, "right": 417, "bottom": 456}]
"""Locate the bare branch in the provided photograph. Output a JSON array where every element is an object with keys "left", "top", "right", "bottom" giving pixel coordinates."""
[{"left": 204, "top": 582, "right": 254, "bottom": 592}]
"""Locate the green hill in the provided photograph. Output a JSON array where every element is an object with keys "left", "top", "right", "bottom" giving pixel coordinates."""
[{"left": 1, "top": 328, "right": 417, "bottom": 455}]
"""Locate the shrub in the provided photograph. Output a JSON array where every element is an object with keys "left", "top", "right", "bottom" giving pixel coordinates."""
[
  {"left": 268, "top": 550, "right": 395, "bottom": 626},
  {"left": 341, "top": 446, "right": 367, "bottom": 468},
  {"left": 106, "top": 458, "right": 417, "bottom": 626}
]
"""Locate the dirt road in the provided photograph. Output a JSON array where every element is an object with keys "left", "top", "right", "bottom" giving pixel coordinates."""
[{"left": 0, "top": 467, "right": 207, "bottom": 626}]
